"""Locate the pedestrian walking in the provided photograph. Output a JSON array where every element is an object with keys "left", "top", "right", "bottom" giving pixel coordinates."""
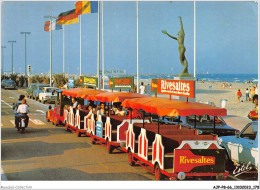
[
  {"left": 245, "top": 88, "right": 249, "bottom": 101},
  {"left": 138, "top": 82, "right": 147, "bottom": 95},
  {"left": 237, "top": 89, "right": 242, "bottom": 103}
]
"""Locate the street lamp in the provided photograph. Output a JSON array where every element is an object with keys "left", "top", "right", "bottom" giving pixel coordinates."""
[
  {"left": 20, "top": 32, "right": 31, "bottom": 77},
  {"left": 44, "top": 15, "right": 57, "bottom": 87},
  {"left": 8, "top": 40, "right": 16, "bottom": 74},
  {"left": 1, "top": 46, "right": 6, "bottom": 74}
]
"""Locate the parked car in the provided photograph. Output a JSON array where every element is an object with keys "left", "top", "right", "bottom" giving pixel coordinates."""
[
  {"left": 1, "top": 79, "right": 9, "bottom": 88},
  {"left": 218, "top": 121, "right": 258, "bottom": 170},
  {"left": 156, "top": 114, "right": 239, "bottom": 136},
  {"left": 38, "top": 87, "right": 59, "bottom": 104},
  {"left": 26, "top": 83, "right": 50, "bottom": 100},
  {"left": 1, "top": 79, "right": 16, "bottom": 89}
]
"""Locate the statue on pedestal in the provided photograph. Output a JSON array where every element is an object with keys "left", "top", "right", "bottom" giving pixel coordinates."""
[{"left": 162, "top": 16, "right": 191, "bottom": 77}]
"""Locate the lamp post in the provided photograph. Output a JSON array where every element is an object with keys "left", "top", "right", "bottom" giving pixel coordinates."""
[
  {"left": 20, "top": 32, "right": 31, "bottom": 77},
  {"left": 44, "top": 16, "right": 57, "bottom": 86},
  {"left": 8, "top": 41, "right": 16, "bottom": 74},
  {"left": 1, "top": 46, "right": 6, "bottom": 75}
]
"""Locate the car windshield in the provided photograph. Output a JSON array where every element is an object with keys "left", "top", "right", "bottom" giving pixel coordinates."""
[
  {"left": 187, "top": 115, "right": 225, "bottom": 126},
  {"left": 39, "top": 85, "right": 49, "bottom": 90},
  {"left": 46, "top": 88, "right": 56, "bottom": 93},
  {"left": 240, "top": 123, "right": 257, "bottom": 140},
  {"left": 6, "top": 81, "right": 15, "bottom": 85}
]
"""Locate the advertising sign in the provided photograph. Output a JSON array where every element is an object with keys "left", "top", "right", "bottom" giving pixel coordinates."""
[
  {"left": 109, "top": 76, "right": 134, "bottom": 90},
  {"left": 174, "top": 149, "right": 217, "bottom": 173},
  {"left": 151, "top": 79, "right": 195, "bottom": 98},
  {"left": 96, "top": 121, "right": 103, "bottom": 138},
  {"left": 105, "top": 69, "right": 126, "bottom": 75},
  {"left": 79, "top": 76, "right": 98, "bottom": 88},
  {"left": 68, "top": 78, "right": 74, "bottom": 88}
]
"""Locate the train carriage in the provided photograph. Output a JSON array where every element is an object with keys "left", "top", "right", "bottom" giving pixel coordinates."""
[
  {"left": 121, "top": 97, "right": 229, "bottom": 180},
  {"left": 86, "top": 91, "right": 149, "bottom": 153},
  {"left": 46, "top": 88, "right": 103, "bottom": 136},
  {"left": 62, "top": 88, "right": 104, "bottom": 136}
]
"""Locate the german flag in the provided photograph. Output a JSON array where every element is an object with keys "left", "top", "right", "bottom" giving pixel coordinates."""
[
  {"left": 75, "top": 1, "right": 98, "bottom": 15},
  {"left": 57, "top": 9, "right": 79, "bottom": 25}
]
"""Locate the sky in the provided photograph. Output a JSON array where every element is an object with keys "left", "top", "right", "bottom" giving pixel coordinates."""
[{"left": 1, "top": 1, "right": 258, "bottom": 75}]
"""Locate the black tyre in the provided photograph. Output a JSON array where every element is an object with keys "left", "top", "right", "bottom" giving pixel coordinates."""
[
  {"left": 91, "top": 133, "right": 96, "bottom": 144},
  {"left": 106, "top": 140, "right": 113, "bottom": 154},
  {"left": 77, "top": 130, "right": 81, "bottom": 137},
  {"left": 154, "top": 164, "right": 163, "bottom": 180},
  {"left": 128, "top": 151, "right": 135, "bottom": 166}
]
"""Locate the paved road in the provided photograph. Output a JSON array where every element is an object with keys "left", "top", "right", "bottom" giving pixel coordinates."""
[
  {"left": 1, "top": 89, "right": 154, "bottom": 181},
  {"left": 1, "top": 89, "right": 257, "bottom": 181}
]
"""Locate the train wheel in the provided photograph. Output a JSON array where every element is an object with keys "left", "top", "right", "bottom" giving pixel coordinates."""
[
  {"left": 106, "top": 140, "right": 113, "bottom": 154},
  {"left": 65, "top": 124, "right": 69, "bottom": 131},
  {"left": 77, "top": 130, "right": 81, "bottom": 137},
  {"left": 55, "top": 118, "right": 58, "bottom": 126},
  {"left": 91, "top": 134, "right": 95, "bottom": 144},
  {"left": 128, "top": 151, "right": 135, "bottom": 166},
  {"left": 155, "top": 164, "right": 163, "bottom": 180}
]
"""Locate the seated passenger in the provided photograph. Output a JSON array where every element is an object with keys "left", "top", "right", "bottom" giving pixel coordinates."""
[
  {"left": 86, "top": 104, "right": 94, "bottom": 119},
  {"left": 78, "top": 104, "right": 82, "bottom": 110},
  {"left": 115, "top": 106, "right": 125, "bottom": 116},
  {"left": 111, "top": 104, "right": 117, "bottom": 115},
  {"left": 72, "top": 97, "right": 78, "bottom": 109}
]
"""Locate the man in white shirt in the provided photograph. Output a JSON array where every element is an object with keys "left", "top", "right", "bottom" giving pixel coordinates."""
[
  {"left": 16, "top": 99, "right": 29, "bottom": 127},
  {"left": 139, "top": 82, "right": 146, "bottom": 95}
]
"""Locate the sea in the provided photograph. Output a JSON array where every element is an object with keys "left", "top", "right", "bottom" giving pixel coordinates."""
[
  {"left": 102, "top": 73, "right": 258, "bottom": 94},
  {"left": 136, "top": 73, "right": 258, "bottom": 84},
  {"left": 105, "top": 73, "right": 258, "bottom": 84}
]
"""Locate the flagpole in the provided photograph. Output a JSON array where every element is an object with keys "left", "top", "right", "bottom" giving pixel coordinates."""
[
  {"left": 63, "top": 25, "right": 65, "bottom": 76},
  {"left": 102, "top": 0, "right": 105, "bottom": 90},
  {"left": 50, "top": 18, "right": 53, "bottom": 87},
  {"left": 44, "top": 15, "right": 56, "bottom": 87},
  {"left": 194, "top": 0, "right": 196, "bottom": 78},
  {"left": 80, "top": 15, "right": 82, "bottom": 76},
  {"left": 97, "top": 1, "right": 100, "bottom": 89},
  {"left": 136, "top": 1, "right": 139, "bottom": 92}
]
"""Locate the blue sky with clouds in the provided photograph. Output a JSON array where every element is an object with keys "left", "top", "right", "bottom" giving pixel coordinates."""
[{"left": 1, "top": 1, "right": 258, "bottom": 75}]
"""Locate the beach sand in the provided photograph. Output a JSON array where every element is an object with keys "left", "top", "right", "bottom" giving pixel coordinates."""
[
  {"left": 195, "top": 81, "right": 257, "bottom": 118},
  {"left": 139, "top": 79, "right": 257, "bottom": 130},
  {"left": 140, "top": 79, "right": 257, "bottom": 118}
]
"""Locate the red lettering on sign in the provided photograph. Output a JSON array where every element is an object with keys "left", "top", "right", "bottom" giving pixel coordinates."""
[{"left": 115, "top": 78, "right": 131, "bottom": 86}]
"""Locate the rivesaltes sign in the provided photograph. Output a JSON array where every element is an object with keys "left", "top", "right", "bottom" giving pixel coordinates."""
[{"left": 151, "top": 79, "right": 195, "bottom": 98}]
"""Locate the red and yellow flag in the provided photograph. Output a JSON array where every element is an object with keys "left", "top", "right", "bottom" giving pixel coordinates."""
[
  {"left": 44, "top": 21, "right": 50, "bottom": 32},
  {"left": 57, "top": 9, "right": 79, "bottom": 25},
  {"left": 75, "top": 1, "right": 98, "bottom": 15}
]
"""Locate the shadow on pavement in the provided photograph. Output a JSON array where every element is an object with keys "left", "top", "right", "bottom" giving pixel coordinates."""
[
  {"left": 3, "top": 167, "right": 151, "bottom": 180},
  {"left": 1, "top": 127, "right": 69, "bottom": 141},
  {"left": 1, "top": 141, "right": 90, "bottom": 161}
]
